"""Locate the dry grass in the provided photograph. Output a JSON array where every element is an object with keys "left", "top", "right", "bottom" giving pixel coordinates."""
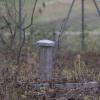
[{"left": 0, "top": 48, "right": 100, "bottom": 99}]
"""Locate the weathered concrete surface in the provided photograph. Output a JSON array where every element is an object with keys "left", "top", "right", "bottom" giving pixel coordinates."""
[
  {"left": 30, "top": 81, "right": 99, "bottom": 90},
  {"left": 37, "top": 39, "right": 55, "bottom": 81}
]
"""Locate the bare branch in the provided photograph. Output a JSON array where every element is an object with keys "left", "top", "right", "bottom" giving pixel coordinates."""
[
  {"left": 24, "top": 0, "right": 38, "bottom": 30},
  {"left": 2, "top": 16, "right": 13, "bottom": 35}
]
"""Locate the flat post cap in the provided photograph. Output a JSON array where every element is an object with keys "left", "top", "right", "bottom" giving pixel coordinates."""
[{"left": 37, "top": 39, "right": 55, "bottom": 47}]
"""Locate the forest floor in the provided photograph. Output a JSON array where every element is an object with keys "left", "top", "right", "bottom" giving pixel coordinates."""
[
  {"left": 0, "top": 50, "right": 100, "bottom": 99},
  {"left": 0, "top": 49, "right": 100, "bottom": 81}
]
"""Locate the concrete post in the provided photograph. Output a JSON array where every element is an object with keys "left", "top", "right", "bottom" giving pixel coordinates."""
[{"left": 37, "top": 39, "right": 55, "bottom": 81}]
